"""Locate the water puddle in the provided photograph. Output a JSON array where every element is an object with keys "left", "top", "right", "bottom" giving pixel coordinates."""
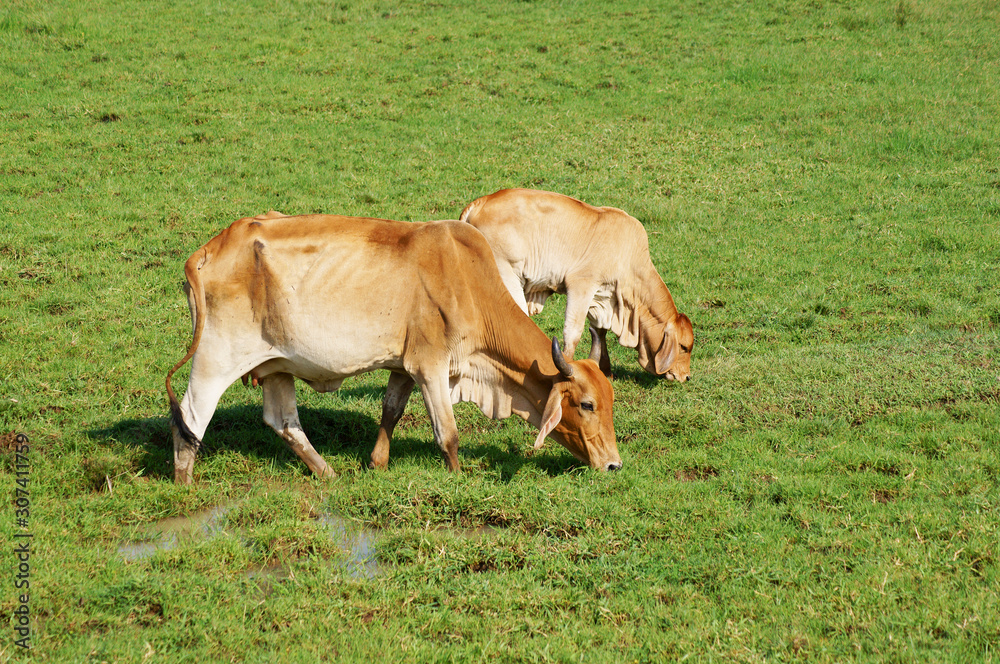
[
  {"left": 317, "top": 512, "right": 380, "bottom": 578},
  {"left": 116, "top": 504, "right": 382, "bottom": 579},
  {"left": 117, "top": 505, "right": 231, "bottom": 562},
  {"left": 117, "top": 503, "right": 499, "bottom": 586}
]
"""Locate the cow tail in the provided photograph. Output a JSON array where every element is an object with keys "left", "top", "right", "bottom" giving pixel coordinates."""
[
  {"left": 458, "top": 199, "right": 480, "bottom": 224},
  {"left": 165, "top": 249, "right": 209, "bottom": 446}
]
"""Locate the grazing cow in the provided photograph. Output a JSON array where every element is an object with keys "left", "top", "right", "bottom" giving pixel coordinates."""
[
  {"left": 460, "top": 188, "right": 694, "bottom": 380},
  {"left": 165, "top": 212, "right": 621, "bottom": 483}
]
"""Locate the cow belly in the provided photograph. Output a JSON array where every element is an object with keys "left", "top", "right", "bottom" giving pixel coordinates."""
[
  {"left": 251, "top": 335, "right": 404, "bottom": 385},
  {"left": 304, "top": 379, "right": 346, "bottom": 393}
]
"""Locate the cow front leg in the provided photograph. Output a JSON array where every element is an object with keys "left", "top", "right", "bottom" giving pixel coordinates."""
[
  {"left": 562, "top": 282, "right": 600, "bottom": 359},
  {"left": 261, "top": 373, "right": 335, "bottom": 478},
  {"left": 416, "top": 373, "right": 461, "bottom": 472},
  {"left": 587, "top": 325, "right": 613, "bottom": 378},
  {"left": 370, "top": 371, "right": 416, "bottom": 470}
]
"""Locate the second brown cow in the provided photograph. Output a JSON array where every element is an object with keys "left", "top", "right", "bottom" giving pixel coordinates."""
[{"left": 461, "top": 188, "right": 694, "bottom": 380}]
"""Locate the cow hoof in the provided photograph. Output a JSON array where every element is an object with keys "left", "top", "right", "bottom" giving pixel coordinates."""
[{"left": 312, "top": 464, "right": 337, "bottom": 479}]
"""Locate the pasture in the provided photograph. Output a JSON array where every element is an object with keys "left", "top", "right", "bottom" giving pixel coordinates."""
[{"left": 1, "top": 0, "right": 998, "bottom": 661}]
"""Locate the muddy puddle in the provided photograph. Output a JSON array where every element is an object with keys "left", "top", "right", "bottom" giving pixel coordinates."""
[
  {"left": 117, "top": 504, "right": 498, "bottom": 585},
  {"left": 117, "top": 504, "right": 381, "bottom": 579},
  {"left": 316, "top": 512, "right": 380, "bottom": 578},
  {"left": 118, "top": 505, "right": 232, "bottom": 562}
]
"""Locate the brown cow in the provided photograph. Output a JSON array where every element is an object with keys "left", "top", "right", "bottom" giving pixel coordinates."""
[
  {"left": 460, "top": 188, "right": 694, "bottom": 380},
  {"left": 165, "top": 213, "right": 621, "bottom": 483}
]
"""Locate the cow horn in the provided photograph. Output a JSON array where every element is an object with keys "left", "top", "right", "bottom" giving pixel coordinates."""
[{"left": 551, "top": 337, "right": 574, "bottom": 378}]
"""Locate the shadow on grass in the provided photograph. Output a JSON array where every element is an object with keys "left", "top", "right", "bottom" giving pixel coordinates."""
[
  {"left": 86, "top": 404, "right": 572, "bottom": 482},
  {"left": 458, "top": 438, "right": 581, "bottom": 481},
  {"left": 610, "top": 365, "right": 661, "bottom": 388},
  {"left": 86, "top": 405, "right": 396, "bottom": 481},
  {"left": 611, "top": 363, "right": 697, "bottom": 390}
]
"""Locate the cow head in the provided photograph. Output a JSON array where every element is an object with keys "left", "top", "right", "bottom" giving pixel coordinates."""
[
  {"left": 638, "top": 312, "right": 694, "bottom": 381},
  {"left": 534, "top": 339, "right": 621, "bottom": 471}
]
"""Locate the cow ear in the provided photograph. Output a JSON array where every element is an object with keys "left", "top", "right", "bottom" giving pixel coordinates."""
[
  {"left": 533, "top": 386, "right": 564, "bottom": 450},
  {"left": 654, "top": 332, "right": 678, "bottom": 375}
]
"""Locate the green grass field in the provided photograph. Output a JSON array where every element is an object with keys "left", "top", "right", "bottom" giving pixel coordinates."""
[{"left": 2, "top": 0, "right": 998, "bottom": 661}]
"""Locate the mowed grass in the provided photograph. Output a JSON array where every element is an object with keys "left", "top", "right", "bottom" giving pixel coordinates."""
[{"left": 1, "top": 0, "right": 998, "bottom": 661}]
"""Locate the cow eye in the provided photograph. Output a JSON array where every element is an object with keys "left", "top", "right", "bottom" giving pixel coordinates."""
[{"left": 581, "top": 402, "right": 595, "bottom": 412}]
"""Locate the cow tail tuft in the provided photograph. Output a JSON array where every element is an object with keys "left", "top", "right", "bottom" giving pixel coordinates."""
[{"left": 168, "top": 391, "right": 199, "bottom": 448}]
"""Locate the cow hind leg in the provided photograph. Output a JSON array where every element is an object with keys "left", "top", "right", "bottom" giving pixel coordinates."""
[
  {"left": 261, "top": 373, "right": 335, "bottom": 478},
  {"left": 172, "top": 369, "right": 234, "bottom": 484},
  {"left": 171, "top": 417, "right": 201, "bottom": 485},
  {"left": 370, "top": 371, "right": 416, "bottom": 470}
]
